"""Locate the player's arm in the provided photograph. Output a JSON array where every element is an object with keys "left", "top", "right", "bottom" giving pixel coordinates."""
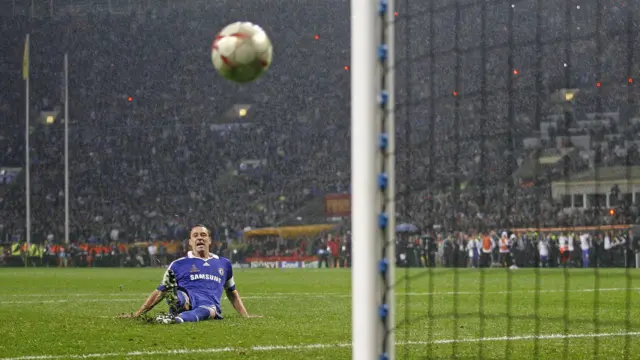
[
  {"left": 225, "top": 289, "right": 250, "bottom": 317},
  {"left": 120, "top": 266, "right": 173, "bottom": 318},
  {"left": 224, "top": 264, "right": 261, "bottom": 318},
  {"left": 130, "top": 290, "right": 165, "bottom": 318}
]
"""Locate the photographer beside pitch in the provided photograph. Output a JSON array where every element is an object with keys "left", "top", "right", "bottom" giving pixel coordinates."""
[{"left": 120, "top": 225, "right": 261, "bottom": 323}]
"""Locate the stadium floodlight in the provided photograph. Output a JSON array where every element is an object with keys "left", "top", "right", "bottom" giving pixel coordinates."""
[{"left": 351, "top": 0, "right": 395, "bottom": 357}]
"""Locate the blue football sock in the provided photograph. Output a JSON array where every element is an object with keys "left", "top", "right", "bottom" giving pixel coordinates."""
[{"left": 175, "top": 306, "right": 212, "bottom": 323}]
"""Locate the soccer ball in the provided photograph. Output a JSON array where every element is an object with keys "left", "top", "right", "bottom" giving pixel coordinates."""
[{"left": 211, "top": 22, "right": 273, "bottom": 83}]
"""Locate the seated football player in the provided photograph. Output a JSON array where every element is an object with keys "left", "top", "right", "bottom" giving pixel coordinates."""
[{"left": 120, "top": 225, "right": 261, "bottom": 323}]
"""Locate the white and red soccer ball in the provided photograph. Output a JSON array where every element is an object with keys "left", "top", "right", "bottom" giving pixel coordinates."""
[{"left": 211, "top": 22, "right": 273, "bottom": 83}]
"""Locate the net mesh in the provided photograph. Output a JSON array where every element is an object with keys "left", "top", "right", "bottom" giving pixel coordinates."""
[{"left": 394, "top": 0, "right": 639, "bottom": 359}]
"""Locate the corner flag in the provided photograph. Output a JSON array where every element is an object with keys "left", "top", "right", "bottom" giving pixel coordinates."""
[{"left": 22, "top": 34, "right": 29, "bottom": 81}]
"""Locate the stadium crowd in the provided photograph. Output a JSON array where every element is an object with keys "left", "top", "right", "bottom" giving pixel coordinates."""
[{"left": 0, "top": 0, "right": 639, "bottom": 266}]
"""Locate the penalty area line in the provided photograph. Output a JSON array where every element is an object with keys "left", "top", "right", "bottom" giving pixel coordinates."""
[
  {"left": 3, "top": 287, "right": 640, "bottom": 298},
  {"left": 2, "top": 287, "right": 640, "bottom": 304},
  {"left": 1, "top": 331, "right": 640, "bottom": 360}
]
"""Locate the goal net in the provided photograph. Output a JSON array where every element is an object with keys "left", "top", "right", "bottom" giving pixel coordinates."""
[{"left": 382, "top": 0, "right": 640, "bottom": 359}]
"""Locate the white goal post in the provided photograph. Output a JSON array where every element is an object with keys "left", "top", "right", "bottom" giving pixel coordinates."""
[{"left": 351, "top": 0, "right": 395, "bottom": 357}]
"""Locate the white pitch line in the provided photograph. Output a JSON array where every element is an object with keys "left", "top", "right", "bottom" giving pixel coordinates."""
[
  {"left": 402, "top": 287, "right": 640, "bottom": 296},
  {"left": 421, "top": 331, "right": 640, "bottom": 344},
  {"left": 2, "top": 287, "right": 639, "bottom": 304},
  {"left": 0, "top": 299, "right": 141, "bottom": 305},
  {"left": 0, "top": 293, "right": 149, "bottom": 298},
  {"left": 0, "top": 292, "right": 332, "bottom": 298},
  {"left": 1, "top": 331, "right": 639, "bottom": 360},
  {"left": 0, "top": 296, "right": 316, "bottom": 305}
]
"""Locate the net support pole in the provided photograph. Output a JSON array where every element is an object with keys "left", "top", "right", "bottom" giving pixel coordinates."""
[
  {"left": 351, "top": 0, "right": 380, "bottom": 358},
  {"left": 64, "top": 53, "right": 70, "bottom": 245}
]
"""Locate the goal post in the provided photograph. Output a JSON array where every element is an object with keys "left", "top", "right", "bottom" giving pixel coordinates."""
[
  {"left": 351, "top": 0, "right": 396, "bottom": 357},
  {"left": 384, "top": 0, "right": 397, "bottom": 358}
]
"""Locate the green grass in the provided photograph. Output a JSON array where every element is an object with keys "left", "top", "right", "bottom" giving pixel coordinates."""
[{"left": 1, "top": 267, "right": 639, "bottom": 359}]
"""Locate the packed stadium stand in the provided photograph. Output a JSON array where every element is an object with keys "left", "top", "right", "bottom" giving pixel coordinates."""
[{"left": 0, "top": 0, "right": 639, "bottom": 268}]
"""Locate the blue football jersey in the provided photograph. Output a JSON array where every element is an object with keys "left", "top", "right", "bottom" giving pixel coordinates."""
[{"left": 158, "top": 252, "right": 235, "bottom": 312}]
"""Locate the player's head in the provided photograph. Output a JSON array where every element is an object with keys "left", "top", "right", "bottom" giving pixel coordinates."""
[{"left": 189, "top": 225, "right": 212, "bottom": 253}]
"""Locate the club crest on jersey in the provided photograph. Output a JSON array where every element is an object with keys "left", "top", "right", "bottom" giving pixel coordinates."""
[
  {"left": 189, "top": 265, "right": 199, "bottom": 273},
  {"left": 218, "top": 268, "right": 224, "bottom": 276}
]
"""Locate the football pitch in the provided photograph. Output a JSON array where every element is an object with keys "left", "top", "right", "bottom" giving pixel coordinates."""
[{"left": 1, "top": 268, "right": 640, "bottom": 360}]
